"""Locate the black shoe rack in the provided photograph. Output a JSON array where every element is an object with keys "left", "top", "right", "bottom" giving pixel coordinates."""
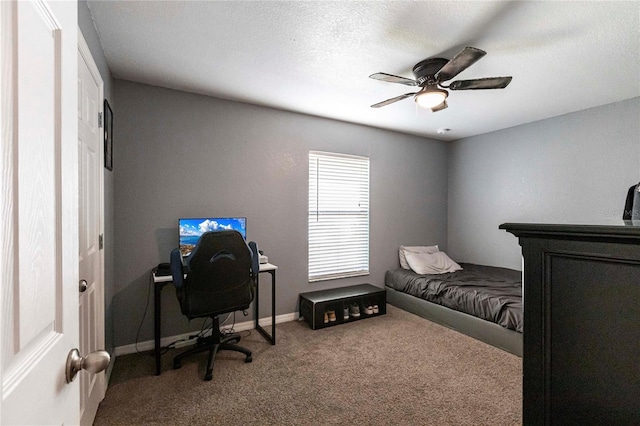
[{"left": 299, "top": 284, "right": 386, "bottom": 330}]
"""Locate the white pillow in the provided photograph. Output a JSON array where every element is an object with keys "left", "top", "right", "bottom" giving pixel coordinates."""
[
  {"left": 405, "top": 251, "right": 463, "bottom": 275},
  {"left": 399, "top": 245, "right": 439, "bottom": 269}
]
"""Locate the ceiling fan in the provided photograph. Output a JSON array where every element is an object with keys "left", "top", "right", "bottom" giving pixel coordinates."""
[{"left": 369, "top": 47, "right": 512, "bottom": 112}]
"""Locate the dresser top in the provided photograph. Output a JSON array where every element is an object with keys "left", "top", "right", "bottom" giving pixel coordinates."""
[{"left": 500, "top": 222, "right": 640, "bottom": 239}]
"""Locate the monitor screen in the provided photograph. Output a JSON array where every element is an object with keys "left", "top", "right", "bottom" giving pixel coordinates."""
[{"left": 179, "top": 217, "right": 247, "bottom": 257}]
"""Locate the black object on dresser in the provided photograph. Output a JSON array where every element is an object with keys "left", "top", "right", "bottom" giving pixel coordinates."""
[
  {"left": 500, "top": 223, "right": 640, "bottom": 425},
  {"left": 300, "top": 284, "right": 386, "bottom": 330}
]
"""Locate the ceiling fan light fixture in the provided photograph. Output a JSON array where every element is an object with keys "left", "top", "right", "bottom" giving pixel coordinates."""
[
  {"left": 370, "top": 47, "right": 511, "bottom": 111},
  {"left": 414, "top": 88, "right": 448, "bottom": 109}
]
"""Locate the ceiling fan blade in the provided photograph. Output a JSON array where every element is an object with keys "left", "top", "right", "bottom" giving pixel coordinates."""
[
  {"left": 435, "top": 47, "right": 486, "bottom": 82},
  {"left": 370, "top": 92, "right": 417, "bottom": 108},
  {"left": 369, "top": 72, "right": 417, "bottom": 86},
  {"left": 449, "top": 76, "right": 512, "bottom": 90},
  {"left": 431, "top": 101, "right": 448, "bottom": 113}
]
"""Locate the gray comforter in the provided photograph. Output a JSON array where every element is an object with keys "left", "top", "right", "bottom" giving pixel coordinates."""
[{"left": 385, "top": 263, "right": 523, "bottom": 332}]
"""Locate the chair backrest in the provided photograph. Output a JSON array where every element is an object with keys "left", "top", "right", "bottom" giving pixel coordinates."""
[{"left": 177, "top": 230, "right": 255, "bottom": 319}]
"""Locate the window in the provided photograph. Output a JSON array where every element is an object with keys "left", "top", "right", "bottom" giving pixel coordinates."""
[{"left": 308, "top": 151, "right": 369, "bottom": 281}]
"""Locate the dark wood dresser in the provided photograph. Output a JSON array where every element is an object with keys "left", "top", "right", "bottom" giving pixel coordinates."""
[{"left": 500, "top": 223, "right": 640, "bottom": 425}]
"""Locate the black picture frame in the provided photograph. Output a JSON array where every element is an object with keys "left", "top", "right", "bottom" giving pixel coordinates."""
[{"left": 104, "top": 99, "right": 113, "bottom": 171}]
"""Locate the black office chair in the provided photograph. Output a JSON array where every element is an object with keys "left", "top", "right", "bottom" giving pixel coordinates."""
[
  {"left": 169, "top": 230, "right": 259, "bottom": 381},
  {"left": 624, "top": 182, "right": 639, "bottom": 220}
]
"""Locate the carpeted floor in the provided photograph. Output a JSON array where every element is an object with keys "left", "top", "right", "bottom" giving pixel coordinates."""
[{"left": 95, "top": 305, "right": 521, "bottom": 425}]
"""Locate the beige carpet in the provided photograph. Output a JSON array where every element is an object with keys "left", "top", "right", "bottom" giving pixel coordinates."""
[{"left": 95, "top": 305, "right": 521, "bottom": 425}]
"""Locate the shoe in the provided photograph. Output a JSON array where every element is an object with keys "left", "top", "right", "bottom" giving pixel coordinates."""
[
  {"left": 343, "top": 307, "right": 350, "bottom": 320},
  {"left": 363, "top": 305, "right": 373, "bottom": 315},
  {"left": 328, "top": 310, "right": 337, "bottom": 322},
  {"left": 323, "top": 312, "right": 329, "bottom": 323},
  {"left": 349, "top": 303, "right": 361, "bottom": 318},
  {"left": 372, "top": 305, "right": 379, "bottom": 314}
]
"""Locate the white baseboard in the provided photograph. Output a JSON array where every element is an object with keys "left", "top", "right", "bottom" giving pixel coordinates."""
[{"left": 114, "top": 312, "right": 298, "bottom": 357}]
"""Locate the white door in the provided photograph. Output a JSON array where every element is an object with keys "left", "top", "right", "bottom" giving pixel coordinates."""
[
  {"left": 0, "top": 1, "right": 80, "bottom": 424},
  {"left": 78, "top": 33, "right": 107, "bottom": 426}
]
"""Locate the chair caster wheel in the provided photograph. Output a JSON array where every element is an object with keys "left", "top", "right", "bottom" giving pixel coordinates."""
[
  {"left": 204, "top": 372, "right": 213, "bottom": 381},
  {"left": 245, "top": 355, "right": 252, "bottom": 363},
  {"left": 173, "top": 360, "right": 181, "bottom": 369}
]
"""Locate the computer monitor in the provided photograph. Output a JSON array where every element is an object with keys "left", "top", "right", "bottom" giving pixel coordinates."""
[{"left": 179, "top": 217, "right": 247, "bottom": 257}]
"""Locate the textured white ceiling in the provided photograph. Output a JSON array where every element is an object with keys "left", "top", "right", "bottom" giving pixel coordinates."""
[{"left": 87, "top": 1, "right": 640, "bottom": 141}]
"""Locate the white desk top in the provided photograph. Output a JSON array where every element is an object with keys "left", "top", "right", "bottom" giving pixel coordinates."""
[
  {"left": 153, "top": 262, "right": 277, "bottom": 283},
  {"left": 259, "top": 262, "right": 278, "bottom": 272}
]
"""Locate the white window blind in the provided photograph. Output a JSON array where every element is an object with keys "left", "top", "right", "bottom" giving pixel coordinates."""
[{"left": 308, "top": 151, "right": 369, "bottom": 281}]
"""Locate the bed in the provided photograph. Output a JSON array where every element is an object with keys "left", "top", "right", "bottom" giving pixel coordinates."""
[{"left": 385, "top": 262, "right": 523, "bottom": 356}]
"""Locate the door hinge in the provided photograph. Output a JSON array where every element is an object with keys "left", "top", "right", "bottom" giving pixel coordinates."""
[
  {"left": 98, "top": 112, "right": 103, "bottom": 128},
  {"left": 99, "top": 234, "right": 104, "bottom": 250}
]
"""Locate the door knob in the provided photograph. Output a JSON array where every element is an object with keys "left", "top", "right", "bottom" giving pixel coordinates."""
[
  {"left": 66, "top": 348, "right": 110, "bottom": 383},
  {"left": 79, "top": 279, "right": 88, "bottom": 292}
]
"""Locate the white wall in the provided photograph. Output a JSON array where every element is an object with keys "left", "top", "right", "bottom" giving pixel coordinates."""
[
  {"left": 447, "top": 97, "right": 640, "bottom": 270},
  {"left": 112, "top": 80, "right": 449, "bottom": 347}
]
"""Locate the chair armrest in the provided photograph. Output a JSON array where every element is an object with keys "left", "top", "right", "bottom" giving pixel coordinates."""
[
  {"left": 248, "top": 241, "right": 259, "bottom": 277},
  {"left": 170, "top": 248, "right": 185, "bottom": 288}
]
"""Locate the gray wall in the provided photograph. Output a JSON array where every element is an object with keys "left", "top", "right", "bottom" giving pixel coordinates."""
[
  {"left": 113, "top": 80, "right": 449, "bottom": 347},
  {"left": 78, "top": 0, "right": 116, "bottom": 354},
  {"left": 447, "top": 97, "right": 640, "bottom": 270}
]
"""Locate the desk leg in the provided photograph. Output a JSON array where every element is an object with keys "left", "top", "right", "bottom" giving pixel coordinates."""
[
  {"left": 154, "top": 280, "right": 162, "bottom": 375},
  {"left": 270, "top": 270, "right": 276, "bottom": 344},
  {"left": 255, "top": 269, "right": 276, "bottom": 345}
]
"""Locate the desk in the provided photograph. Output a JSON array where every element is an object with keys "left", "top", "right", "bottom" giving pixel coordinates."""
[{"left": 152, "top": 262, "right": 278, "bottom": 376}]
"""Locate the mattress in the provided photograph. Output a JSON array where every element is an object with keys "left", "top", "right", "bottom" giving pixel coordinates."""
[{"left": 385, "top": 263, "right": 523, "bottom": 332}]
